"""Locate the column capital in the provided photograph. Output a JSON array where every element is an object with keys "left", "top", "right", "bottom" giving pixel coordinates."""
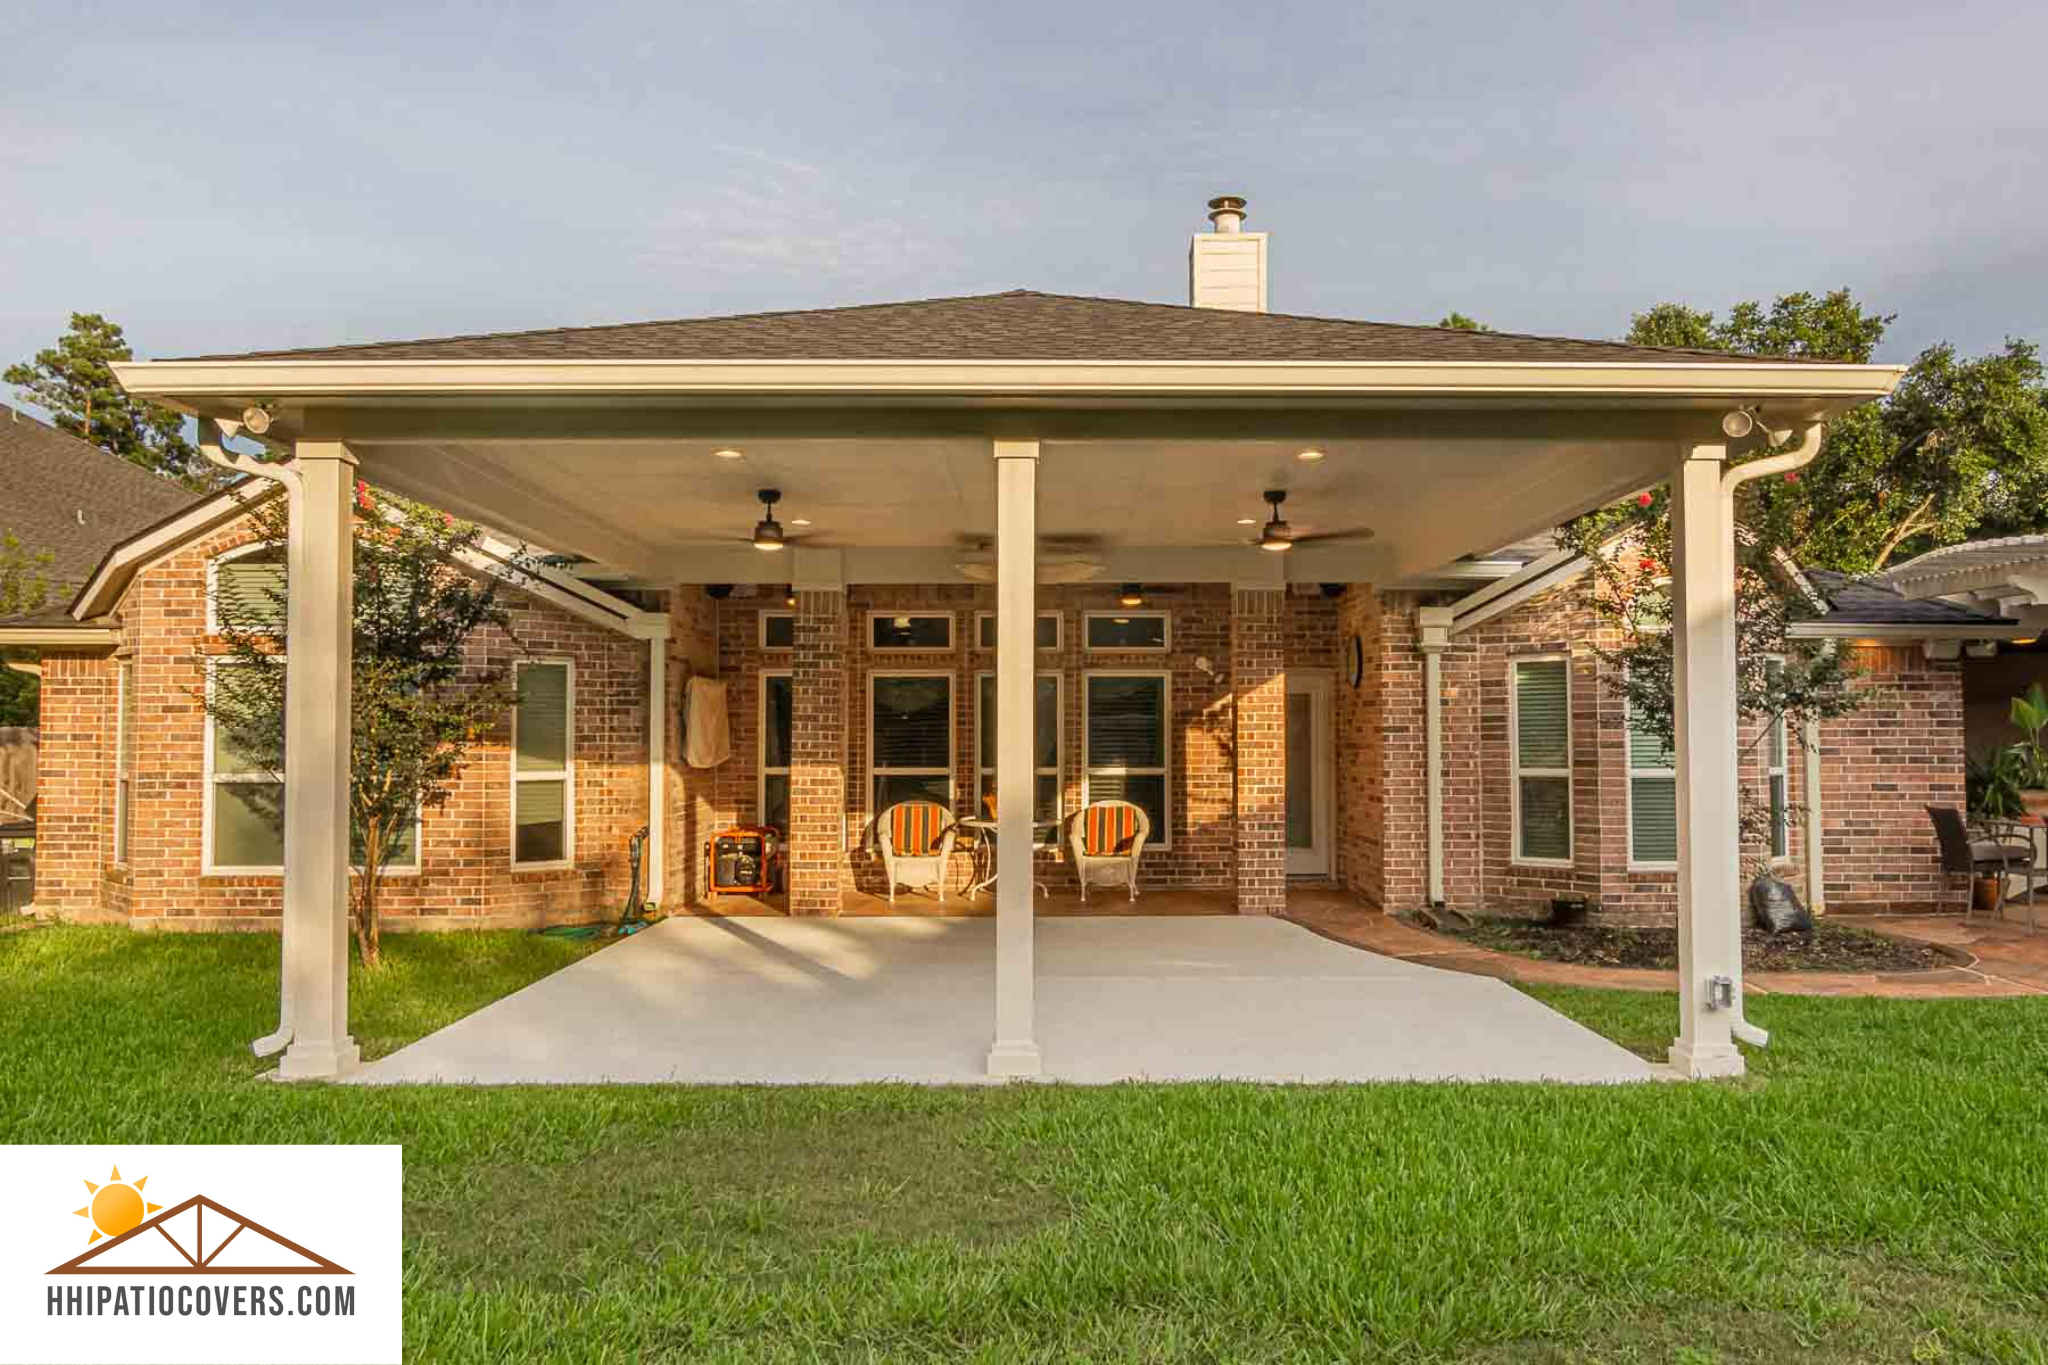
[
  {"left": 991, "top": 437, "right": 1040, "bottom": 462},
  {"left": 1417, "top": 606, "right": 1454, "bottom": 653}
]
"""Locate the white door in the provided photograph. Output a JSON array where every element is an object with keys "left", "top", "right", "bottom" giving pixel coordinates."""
[{"left": 1285, "top": 673, "right": 1333, "bottom": 877}]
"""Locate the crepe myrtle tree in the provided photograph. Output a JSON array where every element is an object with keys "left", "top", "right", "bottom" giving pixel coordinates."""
[
  {"left": 204, "top": 483, "right": 530, "bottom": 966},
  {"left": 1557, "top": 480, "right": 1866, "bottom": 867}
]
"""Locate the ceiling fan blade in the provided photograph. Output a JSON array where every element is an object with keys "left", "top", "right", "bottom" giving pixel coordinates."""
[{"left": 1291, "top": 527, "right": 1377, "bottom": 546}]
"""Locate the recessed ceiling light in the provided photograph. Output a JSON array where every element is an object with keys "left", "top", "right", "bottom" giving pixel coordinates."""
[
  {"left": 714, "top": 448, "right": 745, "bottom": 460},
  {"left": 1296, "top": 448, "right": 1326, "bottom": 462},
  {"left": 791, "top": 518, "right": 812, "bottom": 527},
  {"left": 1236, "top": 518, "right": 1257, "bottom": 525}
]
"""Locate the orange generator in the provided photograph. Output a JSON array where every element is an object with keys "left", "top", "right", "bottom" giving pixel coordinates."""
[{"left": 705, "top": 825, "right": 784, "bottom": 896}]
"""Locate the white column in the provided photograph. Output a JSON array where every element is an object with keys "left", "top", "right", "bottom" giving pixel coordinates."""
[
  {"left": 277, "top": 441, "right": 360, "bottom": 1081},
  {"left": 987, "top": 439, "right": 1042, "bottom": 1078},
  {"left": 1417, "top": 606, "right": 1454, "bottom": 909},
  {"left": 1669, "top": 439, "right": 1745, "bottom": 1079},
  {"left": 645, "top": 634, "right": 667, "bottom": 906}
]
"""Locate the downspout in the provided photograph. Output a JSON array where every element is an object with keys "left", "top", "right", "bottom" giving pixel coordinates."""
[
  {"left": 1418, "top": 607, "right": 1454, "bottom": 910},
  {"left": 197, "top": 418, "right": 303, "bottom": 1060},
  {"left": 1715, "top": 415, "right": 1827, "bottom": 1050}
]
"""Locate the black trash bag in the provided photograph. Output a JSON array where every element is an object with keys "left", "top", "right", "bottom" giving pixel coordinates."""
[{"left": 1748, "top": 873, "right": 1812, "bottom": 934}]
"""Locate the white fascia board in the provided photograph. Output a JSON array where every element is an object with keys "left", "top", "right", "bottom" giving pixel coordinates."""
[
  {"left": 112, "top": 357, "right": 1905, "bottom": 404},
  {"left": 0, "top": 626, "right": 121, "bottom": 650},
  {"left": 71, "top": 486, "right": 269, "bottom": 619}
]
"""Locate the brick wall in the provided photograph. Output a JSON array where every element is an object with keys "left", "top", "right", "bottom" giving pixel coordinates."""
[
  {"left": 787, "top": 587, "right": 848, "bottom": 914},
  {"left": 1334, "top": 586, "right": 1384, "bottom": 903},
  {"left": 35, "top": 516, "right": 659, "bottom": 930},
  {"left": 1231, "top": 588, "right": 1287, "bottom": 914}
]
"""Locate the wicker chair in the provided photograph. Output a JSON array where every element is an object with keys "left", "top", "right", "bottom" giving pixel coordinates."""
[
  {"left": 1066, "top": 799, "right": 1151, "bottom": 902},
  {"left": 875, "top": 800, "right": 959, "bottom": 904},
  {"left": 1927, "top": 804, "right": 2044, "bottom": 932}
]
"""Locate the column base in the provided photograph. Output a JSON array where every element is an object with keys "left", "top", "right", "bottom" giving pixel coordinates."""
[
  {"left": 985, "top": 1038, "right": 1043, "bottom": 1079},
  {"left": 276, "top": 1036, "right": 362, "bottom": 1082},
  {"left": 1668, "top": 1036, "right": 1746, "bottom": 1080}
]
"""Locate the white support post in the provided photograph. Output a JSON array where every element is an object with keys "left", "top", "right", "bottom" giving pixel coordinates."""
[
  {"left": 276, "top": 441, "right": 360, "bottom": 1081},
  {"left": 1669, "top": 439, "right": 1745, "bottom": 1079},
  {"left": 1417, "top": 606, "right": 1454, "bottom": 909},
  {"left": 987, "top": 439, "right": 1043, "bottom": 1078}
]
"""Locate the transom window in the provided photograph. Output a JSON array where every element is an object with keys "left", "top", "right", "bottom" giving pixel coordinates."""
[
  {"left": 869, "top": 612, "right": 954, "bottom": 652},
  {"left": 1083, "top": 672, "right": 1169, "bottom": 846},
  {"left": 1511, "top": 657, "right": 1572, "bottom": 864},
  {"left": 512, "top": 660, "right": 574, "bottom": 866},
  {"left": 760, "top": 612, "right": 794, "bottom": 650},
  {"left": 975, "top": 611, "right": 1061, "bottom": 651},
  {"left": 869, "top": 672, "right": 953, "bottom": 812},
  {"left": 1626, "top": 685, "right": 1677, "bottom": 868},
  {"left": 1084, "top": 611, "right": 1169, "bottom": 652},
  {"left": 760, "top": 671, "right": 792, "bottom": 834},
  {"left": 975, "top": 672, "right": 1061, "bottom": 838},
  {"left": 209, "top": 543, "right": 287, "bottom": 634}
]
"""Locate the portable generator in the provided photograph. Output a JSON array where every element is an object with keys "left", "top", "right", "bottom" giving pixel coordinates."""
[{"left": 706, "top": 825, "right": 783, "bottom": 896}]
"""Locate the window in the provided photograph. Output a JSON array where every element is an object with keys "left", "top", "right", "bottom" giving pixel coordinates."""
[
  {"left": 1084, "top": 611, "right": 1169, "bottom": 652},
  {"left": 1084, "top": 672, "right": 1169, "bottom": 845},
  {"left": 975, "top": 611, "right": 1060, "bottom": 651},
  {"left": 760, "top": 612, "right": 794, "bottom": 650},
  {"left": 976, "top": 672, "right": 1061, "bottom": 837},
  {"left": 1766, "top": 656, "right": 1791, "bottom": 860},
  {"left": 114, "top": 660, "right": 135, "bottom": 865},
  {"left": 1511, "top": 657, "right": 1572, "bottom": 863},
  {"left": 869, "top": 612, "right": 953, "bottom": 651},
  {"left": 209, "top": 543, "right": 287, "bottom": 634},
  {"left": 869, "top": 673, "right": 953, "bottom": 812},
  {"left": 206, "top": 661, "right": 284, "bottom": 872},
  {"left": 1626, "top": 686, "right": 1677, "bottom": 868},
  {"left": 512, "top": 660, "right": 574, "bottom": 866},
  {"left": 760, "top": 670, "right": 792, "bottom": 834}
]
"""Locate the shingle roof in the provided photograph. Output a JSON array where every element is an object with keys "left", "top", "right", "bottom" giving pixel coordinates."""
[
  {"left": 174, "top": 290, "right": 1779, "bottom": 365},
  {"left": 1802, "top": 569, "right": 2017, "bottom": 629},
  {"left": 0, "top": 405, "right": 200, "bottom": 627}
]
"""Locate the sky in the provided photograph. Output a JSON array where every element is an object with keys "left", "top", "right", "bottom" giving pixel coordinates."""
[{"left": 4, "top": 0, "right": 2046, "bottom": 378}]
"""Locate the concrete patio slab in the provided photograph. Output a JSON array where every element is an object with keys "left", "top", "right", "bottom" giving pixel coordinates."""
[{"left": 351, "top": 915, "right": 1653, "bottom": 1086}]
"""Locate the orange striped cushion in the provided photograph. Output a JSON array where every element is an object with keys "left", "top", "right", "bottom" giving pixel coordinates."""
[
  {"left": 1083, "top": 804, "right": 1140, "bottom": 856},
  {"left": 889, "top": 802, "right": 947, "bottom": 856}
]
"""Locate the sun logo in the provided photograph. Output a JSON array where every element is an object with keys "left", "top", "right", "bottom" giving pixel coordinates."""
[{"left": 73, "top": 1165, "right": 163, "bottom": 1245}]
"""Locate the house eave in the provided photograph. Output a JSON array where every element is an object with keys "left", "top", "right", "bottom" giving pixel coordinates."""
[{"left": 1785, "top": 621, "right": 2021, "bottom": 641}]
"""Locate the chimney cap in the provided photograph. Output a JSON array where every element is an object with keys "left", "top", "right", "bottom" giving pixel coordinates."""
[{"left": 1206, "top": 195, "right": 1248, "bottom": 232}]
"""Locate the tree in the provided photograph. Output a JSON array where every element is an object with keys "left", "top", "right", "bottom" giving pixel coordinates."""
[
  {"left": 1628, "top": 289, "right": 1891, "bottom": 362},
  {"left": 0, "top": 532, "right": 54, "bottom": 725},
  {"left": 205, "top": 486, "right": 529, "bottom": 967},
  {"left": 5, "top": 313, "right": 205, "bottom": 485},
  {"left": 1438, "top": 312, "right": 1492, "bottom": 332}
]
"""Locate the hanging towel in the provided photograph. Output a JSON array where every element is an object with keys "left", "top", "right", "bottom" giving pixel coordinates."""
[{"left": 684, "top": 676, "right": 732, "bottom": 769}]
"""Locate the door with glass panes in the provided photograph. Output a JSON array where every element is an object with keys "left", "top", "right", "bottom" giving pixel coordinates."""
[{"left": 1285, "top": 673, "right": 1332, "bottom": 876}]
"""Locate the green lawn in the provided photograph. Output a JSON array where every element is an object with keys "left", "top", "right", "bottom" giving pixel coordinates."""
[{"left": 3, "top": 924, "right": 2046, "bottom": 1363}]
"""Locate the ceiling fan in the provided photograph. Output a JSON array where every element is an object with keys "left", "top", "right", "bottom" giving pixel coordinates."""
[{"left": 1249, "top": 489, "right": 1375, "bottom": 552}]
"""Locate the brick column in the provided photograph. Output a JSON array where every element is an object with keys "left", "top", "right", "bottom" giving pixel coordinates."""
[
  {"left": 788, "top": 587, "right": 847, "bottom": 915},
  {"left": 1231, "top": 587, "right": 1287, "bottom": 915}
]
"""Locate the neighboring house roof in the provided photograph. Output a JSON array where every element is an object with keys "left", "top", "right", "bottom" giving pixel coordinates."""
[
  {"left": 172, "top": 290, "right": 1781, "bottom": 366},
  {"left": 1798, "top": 569, "right": 2018, "bottom": 631},
  {"left": 0, "top": 405, "right": 199, "bottom": 629}
]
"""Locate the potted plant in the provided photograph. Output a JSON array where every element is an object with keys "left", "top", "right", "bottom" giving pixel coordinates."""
[
  {"left": 2008, "top": 683, "right": 2048, "bottom": 817},
  {"left": 1967, "top": 745, "right": 2031, "bottom": 914}
]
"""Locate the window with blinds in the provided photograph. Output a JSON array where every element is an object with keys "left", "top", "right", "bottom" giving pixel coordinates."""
[
  {"left": 1626, "top": 685, "right": 1677, "bottom": 866},
  {"left": 513, "top": 660, "right": 573, "bottom": 865},
  {"left": 210, "top": 545, "right": 287, "bottom": 633},
  {"left": 1765, "top": 656, "right": 1790, "bottom": 860},
  {"left": 976, "top": 672, "right": 1061, "bottom": 834},
  {"left": 1084, "top": 673, "right": 1169, "bottom": 846},
  {"left": 1512, "top": 658, "right": 1572, "bottom": 863},
  {"left": 870, "top": 673, "right": 953, "bottom": 812},
  {"left": 760, "top": 671, "right": 792, "bottom": 833}
]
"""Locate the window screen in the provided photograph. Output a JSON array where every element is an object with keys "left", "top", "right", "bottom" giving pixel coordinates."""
[
  {"left": 871, "top": 674, "right": 952, "bottom": 812},
  {"left": 1513, "top": 659, "right": 1571, "bottom": 862},
  {"left": 514, "top": 661, "right": 572, "bottom": 864}
]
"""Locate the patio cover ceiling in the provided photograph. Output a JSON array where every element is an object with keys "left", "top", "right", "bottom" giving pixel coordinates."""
[{"left": 115, "top": 292, "right": 1903, "bottom": 585}]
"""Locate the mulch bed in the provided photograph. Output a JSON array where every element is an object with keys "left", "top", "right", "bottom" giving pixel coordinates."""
[{"left": 1425, "top": 915, "right": 1955, "bottom": 974}]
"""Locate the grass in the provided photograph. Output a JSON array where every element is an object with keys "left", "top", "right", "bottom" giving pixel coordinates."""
[{"left": 4, "top": 924, "right": 2046, "bottom": 1362}]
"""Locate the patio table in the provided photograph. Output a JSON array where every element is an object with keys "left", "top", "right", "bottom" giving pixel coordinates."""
[{"left": 960, "top": 817, "right": 1053, "bottom": 900}]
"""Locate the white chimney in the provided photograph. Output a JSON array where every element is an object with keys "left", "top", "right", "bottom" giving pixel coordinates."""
[{"left": 1188, "top": 194, "right": 1268, "bottom": 312}]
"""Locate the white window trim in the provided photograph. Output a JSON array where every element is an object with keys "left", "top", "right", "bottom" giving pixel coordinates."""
[
  {"left": 868, "top": 669, "right": 955, "bottom": 814},
  {"left": 113, "top": 659, "right": 132, "bottom": 867},
  {"left": 974, "top": 610, "right": 1062, "bottom": 652},
  {"left": 1082, "top": 669, "right": 1172, "bottom": 850},
  {"left": 867, "top": 610, "right": 955, "bottom": 653},
  {"left": 511, "top": 657, "right": 577, "bottom": 870},
  {"left": 1766, "top": 655, "right": 1792, "bottom": 863},
  {"left": 206, "top": 541, "right": 285, "bottom": 636},
  {"left": 975, "top": 669, "right": 1063, "bottom": 845},
  {"left": 758, "top": 611, "right": 794, "bottom": 650},
  {"left": 1509, "top": 654, "right": 1574, "bottom": 867},
  {"left": 1083, "top": 610, "right": 1171, "bottom": 653},
  {"left": 201, "top": 656, "right": 422, "bottom": 877},
  {"left": 759, "top": 668, "right": 792, "bottom": 831},
  {"left": 1623, "top": 682, "right": 1677, "bottom": 873}
]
